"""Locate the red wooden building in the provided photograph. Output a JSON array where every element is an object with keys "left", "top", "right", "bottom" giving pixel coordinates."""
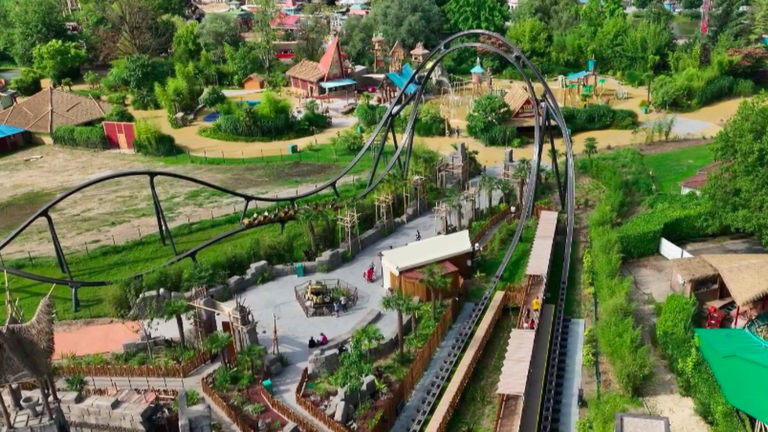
[
  {"left": 285, "top": 36, "right": 355, "bottom": 97},
  {"left": 102, "top": 122, "right": 136, "bottom": 150}
]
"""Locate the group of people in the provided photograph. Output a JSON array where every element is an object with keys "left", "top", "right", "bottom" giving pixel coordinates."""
[
  {"left": 331, "top": 295, "right": 348, "bottom": 317},
  {"left": 522, "top": 296, "right": 542, "bottom": 330},
  {"left": 308, "top": 332, "right": 329, "bottom": 348}
]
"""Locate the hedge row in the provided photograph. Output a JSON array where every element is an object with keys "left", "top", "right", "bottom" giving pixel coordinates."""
[
  {"left": 52, "top": 125, "right": 108, "bottom": 150},
  {"left": 617, "top": 194, "right": 726, "bottom": 258},
  {"left": 655, "top": 295, "right": 749, "bottom": 432},
  {"left": 561, "top": 105, "right": 638, "bottom": 133}
]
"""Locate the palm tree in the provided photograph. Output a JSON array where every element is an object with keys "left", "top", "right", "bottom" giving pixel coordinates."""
[
  {"left": 478, "top": 174, "right": 496, "bottom": 215},
  {"left": 422, "top": 264, "right": 451, "bottom": 320},
  {"left": 352, "top": 324, "right": 384, "bottom": 358},
  {"left": 203, "top": 331, "right": 234, "bottom": 367},
  {"left": 494, "top": 177, "right": 514, "bottom": 205},
  {"left": 380, "top": 290, "right": 412, "bottom": 357},
  {"left": 296, "top": 210, "right": 318, "bottom": 253},
  {"left": 512, "top": 158, "right": 532, "bottom": 208},
  {"left": 237, "top": 344, "right": 266, "bottom": 376},
  {"left": 445, "top": 188, "right": 464, "bottom": 231},
  {"left": 162, "top": 299, "right": 191, "bottom": 349},
  {"left": 584, "top": 137, "right": 598, "bottom": 158}
]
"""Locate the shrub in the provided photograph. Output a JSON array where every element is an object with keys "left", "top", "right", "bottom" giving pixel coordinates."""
[
  {"left": 610, "top": 109, "right": 638, "bottom": 129},
  {"left": 10, "top": 69, "right": 43, "bottom": 96},
  {"left": 199, "top": 86, "right": 226, "bottom": 108},
  {"left": 478, "top": 124, "right": 517, "bottom": 147},
  {"left": 623, "top": 70, "right": 645, "bottom": 87},
  {"left": 106, "top": 92, "right": 128, "bottom": 106},
  {"left": 354, "top": 102, "right": 387, "bottom": 128},
  {"left": 331, "top": 129, "right": 364, "bottom": 154},
  {"left": 144, "top": 266, "right": 185, "bottom": 292},
  {"left": 104, "top": 105, "right": 135, "bottom": 123},
  {"left": 466, "top": 93, "right": 511, "bottom": 144},
  {"left": 133, "top": 120, "right": 178, "bottom": 156},
  {"left": 562, "top": 105, "right": 634, "bottom": 132},
  {"left": 52, "top": 125, "right": 108, "bottom": 150},
  {"left": 734, "top": 79, "right": 756, "bottom": 97},
  {"left": 106, "top": 288, "right": 131, "bottom": 317}
]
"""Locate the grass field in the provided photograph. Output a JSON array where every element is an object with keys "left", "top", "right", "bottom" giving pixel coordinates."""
[
  {"left": 0, "top": 181, "right": 372, "bottom": 323},
  {"left": 446, "top": 309, "right": 516, "bottom": 432},
  {"left": 644, "top": 145, "right": 713, "bottom": 193}
]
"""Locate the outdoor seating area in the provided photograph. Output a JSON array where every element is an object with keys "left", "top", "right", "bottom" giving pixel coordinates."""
[{"left": 294, "top": 279, "right": 358, "bottom": 317}]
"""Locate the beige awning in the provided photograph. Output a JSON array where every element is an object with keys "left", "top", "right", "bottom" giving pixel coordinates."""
[
  {"left": 496, "top": 329, "right": 536, "bottom": 395},
  {"left": 700, "top": 254, "right": 768, "bottom": 306},
  {"left": 525, "top": 211, "right": 558, "bottom": 277}
]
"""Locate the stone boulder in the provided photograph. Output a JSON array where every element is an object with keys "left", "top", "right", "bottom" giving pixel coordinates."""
[{"left": 334, "top": 401, "right": 352, "bottom": 423}]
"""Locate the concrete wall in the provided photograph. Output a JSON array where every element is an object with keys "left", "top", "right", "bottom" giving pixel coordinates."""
[{"left": 59, "top": 391, "right": 158, "bottom": 432}]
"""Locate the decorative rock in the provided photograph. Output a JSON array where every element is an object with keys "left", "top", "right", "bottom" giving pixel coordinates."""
[
  {"left": 159, "top": 288, "right": 171, "bottom": 299},
  {"left": 258, "top": 419, "right": 268, "bottom": 432},
  {"left": 324, "top": 399, "right": 338, "bottom": 417},
  {"left": 334, "top": 401, "right": 352, "bottom": 423},
  {"left": 282, "top": 422, "right": 300, "bottom": 432},
  {"left": 171, "top": 291, "right": 186, "bottom": 300},
  {"left": 361, "top": 375, "right": 376, "bottom": 398}
]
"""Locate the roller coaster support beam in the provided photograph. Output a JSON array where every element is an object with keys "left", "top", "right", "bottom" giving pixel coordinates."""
[
  {"left": 240, "top": 199, "right": 251, "bottom": 224},
  {"left": 390, "top": 123, "right": 403, "bottom": 173},
  {"left": 150, "top": 176, "right": 177, "bottom": 256},
  {"left": 367, "top": 115, "right": 395, "bottom": 188},
  {"left": 544, "top": 105, "right": 565, "bottom": 209},
  {"left": 43, "top": 213, "right": 79, "bottom": 311}
]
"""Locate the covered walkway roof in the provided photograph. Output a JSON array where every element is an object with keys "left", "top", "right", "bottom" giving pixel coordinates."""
[
  {"left": 695, "top": 328, "right": 768, "bottom": 423},
  {"left": 381, "top": 230, "right": 471, "bottom": 275},
  {"left": 497, "top": 329, "right": 536, "bottom": 395},
  {"left": 525, "top": 211, "right": 558, "bottom": 277},
  {"left": 699, "top": 254, "right": 768, "bottom": 306}
]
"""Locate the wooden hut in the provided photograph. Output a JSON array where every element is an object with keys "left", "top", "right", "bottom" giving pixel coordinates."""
[{"left": 242, "top": 73, "right": 265, "bottom": 90}]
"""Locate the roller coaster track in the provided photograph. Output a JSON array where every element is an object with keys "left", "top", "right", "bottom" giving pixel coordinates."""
[{"left": 1, "top": 35, "right": 575, "bottom": 431}]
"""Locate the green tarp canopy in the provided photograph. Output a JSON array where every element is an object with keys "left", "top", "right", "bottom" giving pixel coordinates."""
[{"left": 695, "top": 328, "right": 768, "bottom": 423}]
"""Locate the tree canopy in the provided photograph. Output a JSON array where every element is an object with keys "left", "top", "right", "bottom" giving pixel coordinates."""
[
  {"left": 32, "top": 40, "right": 87, "bottom": 85},
  {"left": 196, "top": 13, "right": 242, "bottom": 58},
  {"left": 444, "top": 0, "right": 509, "bottom": 34},
  {"left": 3, "top": 0, "right": 68, "bottom": 66},
  {"left": 370, "top": 0, "right": 444, "bottom": 50}
]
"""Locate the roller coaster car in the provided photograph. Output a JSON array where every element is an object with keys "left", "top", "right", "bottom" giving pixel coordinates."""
[{"left": 305, "top": 281, "right": 333, "bottom": 306}]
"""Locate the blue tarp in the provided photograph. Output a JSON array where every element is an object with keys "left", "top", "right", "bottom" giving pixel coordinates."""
[
  {"left": 319, "top": 78, "right": 356, "bottom": 89},
  {"left": 202, "top": 112, "right": 220, "bottom": 123},
  {"left": 0, "top": 124, "right": 25, "bottom": 139},
  {"left": 386, "top": 63, "right": 418, "bottom": 95},
  {"left": 566, "top": 70, "right": 589, "bottom": 81},
  {"left": 244, "top": 100, "right": 261, "bottom": 106}
]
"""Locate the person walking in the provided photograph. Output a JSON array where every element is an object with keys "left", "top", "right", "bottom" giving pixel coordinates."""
[
  {"left": 333, "top": 301, "right": 340, "bottom": 317},
  {"left": 340, "top": 295, "right": 348, "bottom": 313}
]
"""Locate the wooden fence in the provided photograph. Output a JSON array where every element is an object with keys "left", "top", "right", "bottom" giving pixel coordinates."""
[
  {"left": 296, "top": 299, "right": 459, "bottom": 432},
  {"left": 55, "top": 351, "right": 209, "bottom": 378},
  {"left": 424, "top": 292, "right": 506, "bottom": 432},
  {"left": 471, "top": 209, "right": 513, "bottom": 245},
  {"left": 201, "top": 372, "right": 259, "bottom": 432}
]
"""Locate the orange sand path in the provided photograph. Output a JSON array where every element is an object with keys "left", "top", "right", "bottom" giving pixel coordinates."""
[{"left": 54, "top": 321, "right": 140, "bottom": 359}]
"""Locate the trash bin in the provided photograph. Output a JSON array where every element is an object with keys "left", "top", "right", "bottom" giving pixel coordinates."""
[
  {"left": 262, "top": 379, "right": 273, "bottom": 395},
  {"left": 356, "top": 125, "right": 362, "bottom": 134},
  {"left": 288, "top": 144, "right": 298, "bottom": 154},
  {"left": 295, "top": 262, "right": 304, "bottom": 277}
]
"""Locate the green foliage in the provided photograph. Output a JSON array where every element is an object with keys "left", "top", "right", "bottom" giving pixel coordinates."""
[
  {"left": 655, "top": 295, "right": 748, "bottom": 432},
  {"left": 102, "top": 55, "right": 168, "bottom": 109},
  {"left": 651, "top": 62, "right": 744, "bottom": 111},
  {"left": 64, "top": 374, "right": 87, "bottom": 393},
  {"left": 331, "top": 129, "right": 365, "bottom": 154},
  {"left": 10, "top": 69, "right": 43, "bottom": 96},
  {"left": 172, "top": 21, "right": 202, "bottom": 64},
  {"left": 733, "top": 79, "right": 756, "bottom": 97},
  {"left": 104, "top": 105, "right": 135, "bottom": 123},
  {"left": 329, "top": 350, "right": 372, "bottom": 393},
  {"left": 445, "top": 0, "right": 509, "bottom": 33},
  {"left": 196, "top": 14, "right": 241, "bottom": 57},
  {"left": 561, "top": 105, "right": 637, "bottom": 133},
  {"left": 354, "top": 102, "right": 387, "bottom": 129},
  {"left": 245, "top": 403, "right": 265, "bottom": 416},
  {"left": 703, "top": 94, "right": 768, "bottom": 246},
  {"left": 466, "top": 94, "right": 512, "bottom": 145},
  {"left": 155, "top": 62, "right": 202, "bottom": 116},
  {"left": 106, "top": 92, "right": 128, "bottom": 106},
  {"left": 32, "top": 40, "right": 86, "bottom": 85},
  {"left": 341, "top": 16, "right": 375, "bottom": 66},
  {"left": 203, "top": 331, "right": 233, "bottom": 355},
  {"left": 133, "top": 120, "right": 178, "bottom": 157},
  {"left": 199, "top": 87, "right": 226, "bottom": 108},
  {"left": 369, "top": 0, "right": 444, "bottom": 50},
  {"left": 224, "top": 43, "right": 260, "bottom": 86},
  {"left": 4, "top": 0, "right": 68, "bottom": 66},
  {"left": 576, "top": 393, "right": 639, "bottom": 432},
  {"left": 52, "top": 125, "right": 108, "bottom": 150}
]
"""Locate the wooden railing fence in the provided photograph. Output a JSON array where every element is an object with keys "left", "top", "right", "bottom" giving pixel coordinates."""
[
  {"left": 55, "top": 351, "right": 209, "bottom": 378},
  {"left": 296, "top": 299, "right": 458, "bottom": 432}
]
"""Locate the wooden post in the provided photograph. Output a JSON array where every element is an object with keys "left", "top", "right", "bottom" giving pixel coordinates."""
[
  {"left": 271, "top": 313, "right": 280, "bottom": 355},
  {"left": 734, "top": 306, "right": 741, "bottom": 328},
  {"left": 0, "top": 390, "right": 11, "bottom": 429}
]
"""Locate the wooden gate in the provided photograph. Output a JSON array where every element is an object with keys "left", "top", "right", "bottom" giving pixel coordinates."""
[{"left": 103, "top": 122, "right": 136, "bottom": 150}]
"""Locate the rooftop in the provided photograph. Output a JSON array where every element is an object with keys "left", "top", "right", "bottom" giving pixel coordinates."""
[
  {"left": 0, "top": 87, "right": 112, "bottom": 134},
  {"left": 381, "top": 230, "right": 472, "bottom": 275},
  {"left": 614, "top": 413, "right": 670, "bottom": 432},
  {"left": 679, "top": 162, "right": 721, "bottom": 190},
  {"left": 525, "top": 211, "right": 558, "bottom": 277}
]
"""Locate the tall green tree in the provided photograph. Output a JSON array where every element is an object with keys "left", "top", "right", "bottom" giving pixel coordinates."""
[
  {"left": 752, "top": 0, "right": 768, "bottom": 41},
  {"left": 106, "top": 0, "right": 175, "bottom": 57},
  {"left": 703, "top": 95, "right": 768, "bottom": 245},
  {"left": 5, "top": 0, "right": 68, "bottom": 65},
  {"left": 155, "top": 62, "right": 202, "bottom": 116},
  {"left": 342, "top": 16, "right": 376, "bottom": 66},
  {"left": 380, "top": 290, "right": 413, "bottom": 357},
  {"left": 422, "top": 264, "right": 450, "bottom": 319},
  {"left": 444, "top": 0, "right": 509, "bottom": 34},
  {"left": 173, "top": 22, "right": 203, "bottom": 64},
  {"left": 203, "top": 331, "right": 234, "bottom": 367},
  {"left": 505, "top": 17, "right": 550, "bottom": 63},
  {"left": 513, "top": 0, "right": 579, "bottom": 33},
  {"left": 370, "top": 0, "right": 444, "bottom": 50},
  {"left": 295, "top": 17, "right": 328, "bottom": 62},
  {"left": 32, "top": 40, "right": 87, "bottom": 85},
  {"left": 196, "top": 13, "right": 242, "bottom": 60},
  {"left": 250, "top": 0, "right": 278, "bottom": 71},
  {"left": 466, "top": 93, "right": 512, "bottom": 140}
]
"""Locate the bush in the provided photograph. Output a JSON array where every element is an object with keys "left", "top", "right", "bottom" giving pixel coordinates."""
[
  {"left": 10, "top": 69, "right": 43, "bottom": 96},
  {"left": 144, "top": 266, "right": 185, "bottom": 292},
  {"left": 52, "top": 125, "right": 108, "bottom": 149},
  {"left": 331, "top": 129, "right": 364, "bottom": 154},
  {"left": 656, "top": 295, "right": 748, "bottom": 432},
  {"left": 478, "top": 124, "right": 517, "bottom": 147},
  {"left": 106, "top": 92, "right": 128, "bottom": 106},
  {"left": 133, "top": 120, "right": 178, "bottom": 156},
  {"left": 105, "top": 288, "right": 131, "bottom": 317},
  {"left": 354, "top": 102, "right": 387, "bottom": 128},
  {"left": 466, "top": 93, "right": 512, "bottom": 144},
  {"left": 104, "top": 105, "right": 135, "bottom": 123},
  {"left": 561, "top": 105, "right": 637, "bottom": 133},
  {"left": 623, "top": 70, "right": 645, "bottom": 87},
  {"left": 734, "top": 79, "right": 755, "bottom": 97},
  {"left": 199, "top": 86, "right": 226, "bottom": 108}
]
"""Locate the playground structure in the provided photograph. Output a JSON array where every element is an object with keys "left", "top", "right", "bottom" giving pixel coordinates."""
[
  {"left": 0, "top": 31, "right": 577, "bottom": 432},
  {"left": 554, "top": 58, "right": 627, "bottom": 107}
]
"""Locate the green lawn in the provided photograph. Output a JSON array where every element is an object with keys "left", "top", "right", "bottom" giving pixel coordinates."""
[
  {"left": 644, "top": 145, "right": 713, "bottom": 193},
  {"left": 446, "top": 310, "right": 516, "bottom": 432},
  {"left": 1, "top": 181, "right": 371, "bottom": 323}
]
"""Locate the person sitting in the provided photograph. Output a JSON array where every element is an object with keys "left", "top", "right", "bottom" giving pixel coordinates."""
[
  {"left": 529, "top": 319, "right": 536, "bottom": 330},
  {"left": 308, "top": 336, "right": 318, "bottom": 349},
  {"left": 319, "top": 333, "right": 328, "bottom": 345},
  {"left": 338, "top": 343, "right": 348, "bottom": 355}
]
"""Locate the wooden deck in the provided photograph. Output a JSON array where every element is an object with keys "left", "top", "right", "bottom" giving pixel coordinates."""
[{"left": 423, "top": 291, "right": 506, "bottom": 432}]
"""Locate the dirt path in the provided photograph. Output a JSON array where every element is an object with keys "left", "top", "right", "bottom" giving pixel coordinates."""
[{"left": 627, "top": 274, "right": 711, "bottom": 432}]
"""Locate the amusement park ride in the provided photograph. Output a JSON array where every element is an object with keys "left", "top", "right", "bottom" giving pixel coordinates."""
[{"left": 0, "top": 30, "right": 578, "bottom": 432}]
